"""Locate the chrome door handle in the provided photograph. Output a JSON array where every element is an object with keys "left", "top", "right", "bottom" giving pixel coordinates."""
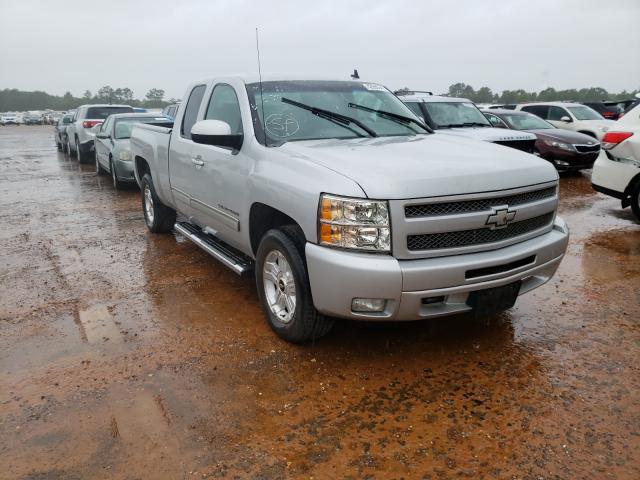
[{"left": 191, "top": 155, "right": 204, "bottom": 166}]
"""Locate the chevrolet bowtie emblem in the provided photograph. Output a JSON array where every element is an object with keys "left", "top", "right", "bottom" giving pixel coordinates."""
[{"left": 486, "top": 208, "right": 516, "bottom": 229}]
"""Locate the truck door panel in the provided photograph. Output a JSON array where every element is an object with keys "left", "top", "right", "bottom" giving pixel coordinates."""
[{"left": 168, "top": 84, "right": 206, "bottom": 219}]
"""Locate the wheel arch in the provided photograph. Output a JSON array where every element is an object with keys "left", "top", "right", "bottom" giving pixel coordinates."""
[{"left": 249, "top": 203, "right": 305, "bottom": 257}]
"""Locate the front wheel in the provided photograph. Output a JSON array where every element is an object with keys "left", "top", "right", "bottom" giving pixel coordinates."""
[
  {"left": 141, "top": 173, "right": 176, "bottom": 233},
  {"left": 96, "top": 154, "right": 106, "bottom": 175},
  {"left": 256, "top": 226, "right": 333, "bottom": 343},
  {"left": 110, "top": 158, "right": 125, "bottom": 189}
]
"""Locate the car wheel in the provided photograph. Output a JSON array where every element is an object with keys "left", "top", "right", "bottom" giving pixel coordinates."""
[
  {"left": 76, "top": 139, "right": 86, "bottom": 163},
  {"left": 255, "top": 226, "right": 334, "bottom": 343},
  {"left": 56, "top": 140, "right": 62, "bottom": 151},
  {"left": 630, "top": 180, "right": 640, "bottom": 221},
  {"left": 141, "top": 173, "right": 176, "bottom": 233},
  {"left": 109, "top": 158, "right": 124, "bottom": 189},
  {"left": 96, "top": 154, "right": 106, "bottom": 176}
]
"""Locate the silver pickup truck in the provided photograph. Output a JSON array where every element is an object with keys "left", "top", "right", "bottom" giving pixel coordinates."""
[{"left": 130, "top": 76, "right": 569, "bottom": 343}]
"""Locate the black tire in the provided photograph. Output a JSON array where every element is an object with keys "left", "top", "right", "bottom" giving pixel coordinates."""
[
  {"left": 76, "top": 138, "right": 87, "bottom": 163},
  {"left": 255, "top": 226, "right": 334, "bottom": 343},
  {"left": 110, "top": 157, "right": 125, "bottom": 189},
  {"left": 96, "top": 154, "right": 106, "bottom": 176},
  {"left": 69, "top": 138, "right": 77, "bottom": 158},
  {"left": 141, "top": 173, "right": 176, "bottom": 233},
  {"left": 630, "top": 180, "right": 640, "bottom": 221}
]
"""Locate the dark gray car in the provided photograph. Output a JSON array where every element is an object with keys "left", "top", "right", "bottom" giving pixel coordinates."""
[{"left": 94, "top": 113, "right": 172, "bottom": 189}]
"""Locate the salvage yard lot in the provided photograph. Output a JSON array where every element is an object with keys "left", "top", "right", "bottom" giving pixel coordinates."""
[{"left": 1, "top": 125, "right": 639, "bottom": 479}]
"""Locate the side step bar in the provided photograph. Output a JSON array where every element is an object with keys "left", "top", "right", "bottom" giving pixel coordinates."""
[{"left": 174, "top": 222, "right": 254, "bottom": 277}]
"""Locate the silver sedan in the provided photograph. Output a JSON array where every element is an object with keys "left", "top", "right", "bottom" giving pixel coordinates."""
[{"left": 95, "top": 113, "right": 172, "bottom": 189}]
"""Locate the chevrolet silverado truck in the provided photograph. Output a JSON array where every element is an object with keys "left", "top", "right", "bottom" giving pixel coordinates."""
[{"left": 130, "top": 76, "right": 569, "bottom": 343}]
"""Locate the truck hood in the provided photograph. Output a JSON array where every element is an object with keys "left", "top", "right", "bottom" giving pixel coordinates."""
[
  {"left": 279, "top": 134, "right": 557, "bottom": 199},
  {"left": 434, "top": 127, "right": 536, "bottom": 142}
]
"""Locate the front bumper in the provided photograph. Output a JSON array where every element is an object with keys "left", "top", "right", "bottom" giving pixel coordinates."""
[{"left": 306, "top": 216, "right": 569, "bottom": 321}]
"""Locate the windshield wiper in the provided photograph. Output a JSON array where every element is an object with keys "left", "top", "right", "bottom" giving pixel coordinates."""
[
  {"left": 461, "top": 122, "right": 491, "bottom": 127},
  {"left": 281, "top": 97, "right": 377, "bottom": 138},
  {"left": 347, "top": 103, "right": 432, "bottom": 133}
]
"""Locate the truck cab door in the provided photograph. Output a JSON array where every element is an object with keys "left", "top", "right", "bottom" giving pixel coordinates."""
[
  {"left": 167, "top": 84, "right": 207, "bottom": 219},
  {"left": 188, "top": 83, "right": 248, "bottom": 250}
]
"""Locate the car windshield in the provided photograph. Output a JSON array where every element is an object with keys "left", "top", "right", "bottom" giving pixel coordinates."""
[
  {"left": 500, "top": 113, "right": 555, "bottom": 130},
  {"left": 567, "top": 106, "right": 603, "bottom": 121},
  {"left": 423, "top": 101, "right": 491, "bottom": 128},
  {"left": 114, "top": 116, "right": 170, "bottom": 139},
  {"left": 86, "top": 106, "right": 133, "bottom": 120},
  {"left": 246, "top": 80, "right": 428, "bottom": 146}
]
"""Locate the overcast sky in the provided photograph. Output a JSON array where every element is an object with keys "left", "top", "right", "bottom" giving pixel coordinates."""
[{"left": 1, "top": 0, "right": 638, "bottom": 100}]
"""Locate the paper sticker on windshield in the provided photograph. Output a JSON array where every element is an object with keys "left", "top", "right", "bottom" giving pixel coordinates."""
[
  {"left": 362, "top": 83, "right": 386, "bottom": 91},
  {"left": 154, "top": 117, "right": 166, "bottom": 121}
]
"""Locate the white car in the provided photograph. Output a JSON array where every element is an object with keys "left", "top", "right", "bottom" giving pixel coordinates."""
[
  {"left": 591, "top": 103, "right": 640, "bottom": 220},
  {"left": 0, "top": 112, "right": 19, "bottom": 125},
  {"left": 398, "top": 92, "right": 537, "bottom": 153},
  {"left": 516, "top": 102, "right": 614, "bottom": 141}
]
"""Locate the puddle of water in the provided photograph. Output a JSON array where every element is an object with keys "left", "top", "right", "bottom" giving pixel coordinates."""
[{"left": 76, "top": 305, "right": 121, "bottom": 344}]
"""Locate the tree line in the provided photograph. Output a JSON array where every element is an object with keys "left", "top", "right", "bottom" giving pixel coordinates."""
[
  {"left": 439, "top": 83, "right": 639, "bottom": 104},
  {"left": 0, "top": 86, "right": 180, "bottom": 112}
]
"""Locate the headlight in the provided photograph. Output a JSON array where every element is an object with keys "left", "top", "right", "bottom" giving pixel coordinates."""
[
  {"left": 118, "top": 149, "right": 132, "bottom": 161},
  {"left": 543, "top": 139, "right": 574, "bottom": 152},
  {"left": 318, "top": 194, "right": 390, "bottom": 252}
]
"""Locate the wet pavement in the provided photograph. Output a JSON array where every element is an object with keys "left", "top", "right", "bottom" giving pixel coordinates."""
[{"left": 1, "top": 125, "right": 639, "bottom": 480}]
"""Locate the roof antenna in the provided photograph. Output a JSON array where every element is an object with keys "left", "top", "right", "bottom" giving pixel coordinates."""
[
  {"left": 351, "top": 69, "right": 360, "bottom": 80},
  {"left": 255, "top": 27, "right": 268, "bottom": 146}
]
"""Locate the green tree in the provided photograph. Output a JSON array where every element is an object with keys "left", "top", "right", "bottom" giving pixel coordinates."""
[
  {"left": 144, "top": 88, "right": 165, "bottom": 107},
  {"left": 474, "top": 86, "right": 494, "bottom": 103}
]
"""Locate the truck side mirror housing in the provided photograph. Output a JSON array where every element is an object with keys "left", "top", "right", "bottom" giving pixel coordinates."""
[
  {"left": 560, "top": 116, "right": 572, "bottom": 123},
  {"left": 191, "top": 120, "right": 243, "bottom": 152}
]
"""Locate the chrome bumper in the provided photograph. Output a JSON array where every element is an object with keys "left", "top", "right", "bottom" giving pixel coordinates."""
[{"left": 305, "top": 216, "right": 569, "bottom": 321}]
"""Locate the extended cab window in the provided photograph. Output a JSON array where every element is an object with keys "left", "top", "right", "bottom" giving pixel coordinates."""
[
  {"left": 181, "top": 85, "right": 206, "bottom": 139},
  {"left": 205, "top": 84, "right": 243, "bottom": 135}
]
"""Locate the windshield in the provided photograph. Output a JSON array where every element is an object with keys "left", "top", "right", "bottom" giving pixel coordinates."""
[
  {"left": 500, "top": 113, "right": 555, "bottom": 130},
  {"left": 246, "top": 80, "right": 428, "bottom": 146},
  {"left": 567, "top": 106, "right": 603, "bottom": 121},
  {"left": 114, "top": 116, "right": 170, "bottom": 139},
  {"left": 423, "top": 102, "right": 491, "bottom": 128},
  {"left": 86, "top": 106, "right": 133, "bottom": 120}
]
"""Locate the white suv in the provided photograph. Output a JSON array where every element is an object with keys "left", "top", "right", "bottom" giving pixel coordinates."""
[
  {"left": 591, "top": 103, "right": 640, "bottom": 220},
  {"left": 516, "top": 102, "right": 614, "bottom": 141},
  {"left": 66, "top": 104, "right": 133, "bottom": 163},
  {"left": 399, "top": 92, "right": 537, "bottom": 153}
]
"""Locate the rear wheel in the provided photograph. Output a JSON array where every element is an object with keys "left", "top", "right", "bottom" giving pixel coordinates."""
[
  {"left": 256, "top": 226, "right": 333, "bottom": 343},
  {"left": 76, "top": 138, "right": 88, "bottom": 163},
  {"left": 96, "top": 154, "right": 106, "bottom": 175},
  {"left": 141, "top": 173, "right": 176, "bottom": 233},
  {"left": 630, "top": 180, "right": 640, "bottom": 221}
]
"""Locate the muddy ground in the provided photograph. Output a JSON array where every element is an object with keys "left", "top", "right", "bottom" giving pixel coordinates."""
[{"left": 1, "top": 125, "right": 639, "bottom": 479}]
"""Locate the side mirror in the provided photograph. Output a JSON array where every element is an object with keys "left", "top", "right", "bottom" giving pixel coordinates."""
[
  {"left": 191, "top": 120, "right": 243, "bottom": 151},
  {"left": 560, "top": 116, "right": 572, "bottom": 123},
  {"left": 96, "top": 132, "right": 110, "bottom": 139}
]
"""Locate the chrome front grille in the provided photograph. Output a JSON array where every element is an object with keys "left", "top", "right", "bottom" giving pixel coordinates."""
[
  {"left": 406, "top": 213, "right": 554, "bottom": 251},
  {"left": 405, "top": 186, "right": 556, "bottom": 218}
]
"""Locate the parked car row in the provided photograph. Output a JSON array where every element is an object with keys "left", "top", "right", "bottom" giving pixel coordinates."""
[{"left": 0, "top": 110, "right": 64, "bottom": 125}]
